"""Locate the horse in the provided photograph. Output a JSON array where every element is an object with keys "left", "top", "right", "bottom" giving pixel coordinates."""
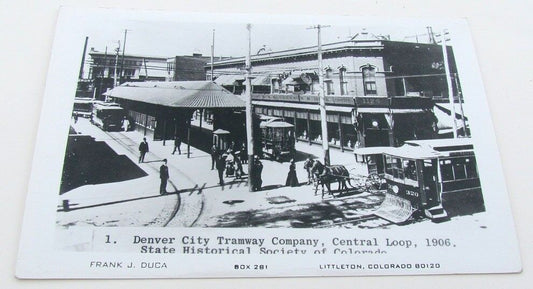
[{"left": 311, "top": 161, "right": 352, "bottom": 198}]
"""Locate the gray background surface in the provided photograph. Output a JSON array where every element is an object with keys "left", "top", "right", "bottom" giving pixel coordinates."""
[{"left": 1, "top": 0, "right": 531, "bottom": 288}]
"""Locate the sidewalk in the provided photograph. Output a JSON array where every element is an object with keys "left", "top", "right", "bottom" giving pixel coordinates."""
[{"left": 57, "top": 118, "right": 386, "bottom": 228}]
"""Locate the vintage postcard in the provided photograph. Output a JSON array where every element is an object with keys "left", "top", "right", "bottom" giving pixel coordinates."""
[{"left": 16, "top": 7, "right": 521, "bottom": 278}]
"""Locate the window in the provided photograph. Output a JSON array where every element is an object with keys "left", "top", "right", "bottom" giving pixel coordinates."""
[
  {"left": 385, "top": 155, "right": 393, "bottom": 175},
  {"left": 440, "top": 159, "right": 454, "bottom": 181},
  {"left": 339, "top": 67, "right": 348, "bottom": 95},
  {"left": 403, "top": 159, "right": 418, "bottom": 181},
  {"left": 362, "top": 66, "right": 377, "bottom": 95},
  {"left": 392, "top": 158, "right": 404, "bottom": 179},
  {"left": 325, "top": 68, "right": 334, "bottom": 95},
  {"left": 464, "top": 157, "right": 478, "bottom": 178}
]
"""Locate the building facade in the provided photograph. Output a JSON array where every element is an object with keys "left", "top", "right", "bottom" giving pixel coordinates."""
[{"left": 208, "top": 32, "right": 461, "bottom": 149}]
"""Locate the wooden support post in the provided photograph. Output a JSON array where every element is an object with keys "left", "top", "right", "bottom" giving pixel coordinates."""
[
  {"left": 162, "top": 119, "right": 167, "bottom": 146},
  {"left": 338, "top": 113, "right": 344, "bottom": 152},
  {"left": 187, "top": 118, "right": 191, "bottom": 158},
  {"left": 306, "top": 110, "right": 311, "bottom": 145}
]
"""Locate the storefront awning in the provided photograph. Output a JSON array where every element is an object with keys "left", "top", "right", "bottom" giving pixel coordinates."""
[
  {"left": 434, "top": 104, "right": 466, "bottom": 134},
  {"left": 356, "top": 107, "right": 426, "bottom": 114},
  {"left": 213, "top": 74, "right": 245, "bottom": 86},
  {"left": 253, "top": 100, "right": 353, "bottom": 113}
]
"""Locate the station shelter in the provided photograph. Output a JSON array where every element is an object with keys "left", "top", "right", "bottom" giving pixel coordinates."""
[{"left": 104, "top": 81, "right": 245, "bottom": 156}]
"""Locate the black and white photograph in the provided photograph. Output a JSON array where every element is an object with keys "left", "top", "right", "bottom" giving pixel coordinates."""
[{"left": 15, "top": 7, "right": 521, "bottom": 279}]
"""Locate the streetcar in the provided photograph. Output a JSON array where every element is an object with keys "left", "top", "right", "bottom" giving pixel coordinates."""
[
  {"left": 379, "top": 138, "right": 485, "bottom": 222},
  {"left": 260, "top": 116, "right": 295, "bottom": 162},
  {"left": 90, "top": 101, "right": 127, "bottom": 131},
  {"left": 72, "top": 97, "right": 93, "bottom": 118}
]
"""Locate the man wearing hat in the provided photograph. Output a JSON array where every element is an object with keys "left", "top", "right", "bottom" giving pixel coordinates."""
[{"left": 160, "top": 159, "right": 169, "bottom": 194}]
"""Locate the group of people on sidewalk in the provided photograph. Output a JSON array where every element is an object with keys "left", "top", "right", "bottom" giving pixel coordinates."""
[{"left": 137, "top": 134, "right": 321, "bottom": 195}]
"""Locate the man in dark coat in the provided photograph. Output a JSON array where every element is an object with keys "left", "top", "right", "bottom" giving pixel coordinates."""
[
  {"left": 138, "top": 137, "right": 149, "bottom": 163},
  {"left": 210, "top": 145, "right": 218, "bottom": 170},
  {"left": 160, "top": 159, "right": 169, "bottom": 194},
  {"left": 172, "top": 135, "right": 182, "bottom": 155},
  {"left": 215, "top": 154, "right": 226, "bottom": 185},
  {"left": 251, "top": 156, "right": 263, "bottom": 191}
]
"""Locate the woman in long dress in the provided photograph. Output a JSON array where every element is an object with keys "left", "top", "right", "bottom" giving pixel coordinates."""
[{"left": 285, "top": 159, "right": 299, "bottom": 187}]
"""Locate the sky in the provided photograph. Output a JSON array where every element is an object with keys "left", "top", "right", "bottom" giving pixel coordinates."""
[{"left": 74, "top": 10, "right": 453, "bottom": 60}]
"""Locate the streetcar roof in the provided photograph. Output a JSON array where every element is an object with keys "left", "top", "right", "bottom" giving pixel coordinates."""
[{"left": 384, "top": 138, "right": 475, "bottom": 159}]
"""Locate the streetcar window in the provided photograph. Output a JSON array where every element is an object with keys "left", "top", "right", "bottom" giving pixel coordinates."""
[
  {"left": 403, "top": 159, "right": 417, "bottom": 181},
  {"left": 440, "top": 159, "right": 454, "bottom": 181},
  {"left": 392, "top": 158, "right": 404, "bottom": 179},
  {"left": 453, "top": 160, "right": 467, "bottom": 180},
  {"left": 385, "top": 155, "right": 393, "bottom": 175},
  {"left": 464, "top": 157, "right": 479, "bottom": 178}
]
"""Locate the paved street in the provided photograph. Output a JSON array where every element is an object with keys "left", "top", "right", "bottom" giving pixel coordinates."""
[{"left": 56, "top": 118, "right": 391, "bottom": 228}]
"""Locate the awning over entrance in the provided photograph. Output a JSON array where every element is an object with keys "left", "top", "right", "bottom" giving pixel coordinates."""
[
  {"left": 104, "top": 81, "right": 245, "bottom": 109},
  {"left": 213, "top": 74, "right": 245, "bottom": 86}
]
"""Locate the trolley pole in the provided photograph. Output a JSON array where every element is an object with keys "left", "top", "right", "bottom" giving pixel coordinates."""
[
  {"left": 211, "top": 29, "right": 215, "bottom": 81},
  {"left": 309, "top": 24, "right": 330, "bottom": 165},
  {"left": 113, "top": 41, "right": 120, "bottom": 89},
  {"left": 245, "top": 24, "right": 255, "bottom": 191},
  {"left": 120, "top": 29, "right": 128, "bottom": 84},
  {"left": 440, "top": 29, "right": 458, "bottom": 139}
]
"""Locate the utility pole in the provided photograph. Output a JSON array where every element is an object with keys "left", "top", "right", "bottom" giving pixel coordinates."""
[
  {"left": 454, "top": 73, "right": 468, "bottom": 137},
  {"left": 308, "top": 24, "right": 330, "bottom": 165},
  {"left": 440, "top": 29, "right": 458, "bottom": 138},
  {"left": 113, "top": 41, "right": 120, "bottom": 89},
  {"left": 78, "top": 36, "right": 89, "bottom": 80},
  {"left": 211, "top": 29, "right": 215, "bottom": 81},
  {"left": 120, "top": 29, "right": 128, "bottom": 84},
  {"left": 245, "top": 24, "right": 255, "bottom": 191}
]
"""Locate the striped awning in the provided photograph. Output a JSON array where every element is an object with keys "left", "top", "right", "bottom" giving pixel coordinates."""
[
  {"left": 104, "top": 81, "right": 245, "bottom": 109},
  {"left": 213, "top": 74, "right": 245, "bottom": 86}
]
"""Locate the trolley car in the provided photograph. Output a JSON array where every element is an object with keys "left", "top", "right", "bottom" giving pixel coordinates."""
[
  {"left": 90, "top": 102, "right": 126, "bottom": 131},
  {"left": 380, "top": 138, "right": 485, "bottom": 222},
  {"left": 260, "top": 117, "right": 295, "bottom": 162},
  {"left": 73, "top": 97, "right": 93, "bottom": 118}
]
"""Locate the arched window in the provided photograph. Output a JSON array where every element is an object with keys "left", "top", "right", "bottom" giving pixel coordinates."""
[
  {"left": 362, "top": 66, "right": 377, "bottom": 95},
  {"left": 324, "top": 67, "right": 334, "bottom": 95},
  {"left": 339, "top": 67, "right": 347, "bottom": 95}
]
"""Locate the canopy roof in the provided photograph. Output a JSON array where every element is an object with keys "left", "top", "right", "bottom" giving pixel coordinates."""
[{"left": 104, "top": 81, "right": 245, "bottom": 109}]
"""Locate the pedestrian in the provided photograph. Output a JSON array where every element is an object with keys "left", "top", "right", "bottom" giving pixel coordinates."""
[
  {"left": 303, "top": 157, "right": 314, "bottom": 185},
  {"left": 234, "top": 152, "right": 245, "bottom": 179},
  {"left": 240, "top": 143, "right": 247, "bottom": 164},
  {"left": 251, "top": 155, "right": 263, "bottom": 191},
  {"left": 159, "top": 159, "right": 169, "bottom": 194},
  {"left": 138, "top": 137, "right": 149, "bottom": 163},
  {"left": 172, "top": 135, "right": 182, "bottom": 155},
  {"left": 122, "top": 116, "right": 129, "bottom": 132},
  {"left": 215, "top": 154, "right": 226, "bottom": 185},
  {"left": 73, "top": 112, "right": 79, "bottom": 124},
  {"left": 210, "top": 144, "right": 218, "bottom": 170},
  {"left": 285, "top": 159, "right": 299, "bottom": 187}
]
